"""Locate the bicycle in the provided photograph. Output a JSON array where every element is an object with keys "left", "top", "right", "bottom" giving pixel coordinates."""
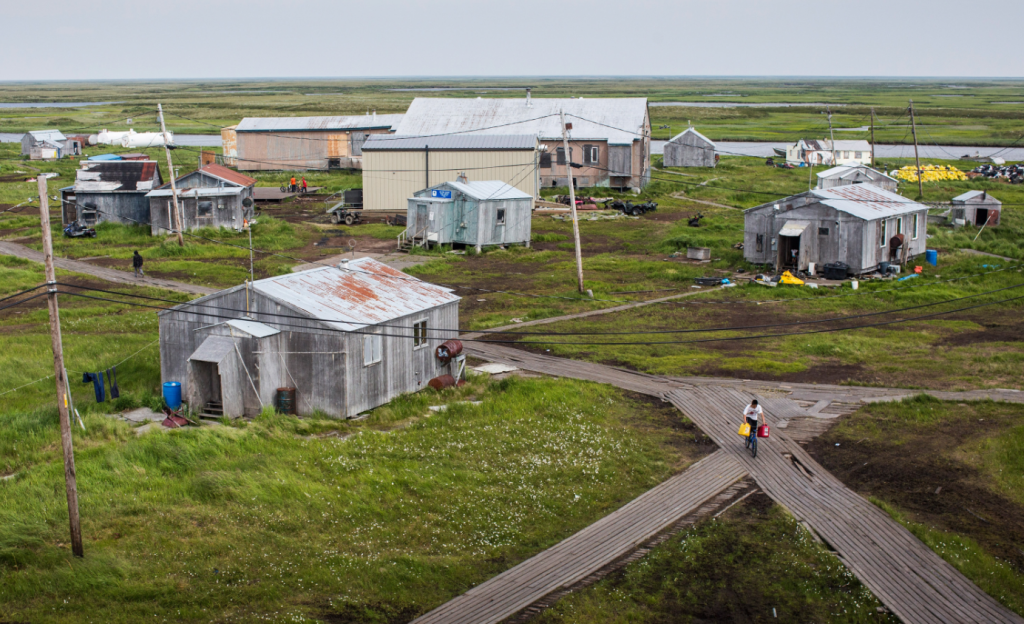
[{"left": 745, "top": 423, "right": 758, "bottom": 458}]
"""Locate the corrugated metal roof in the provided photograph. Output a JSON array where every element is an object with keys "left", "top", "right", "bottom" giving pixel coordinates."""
[
  {"left": 189, "top": 336, "right": 235, "bottom": 363},
  {"left": 199, "top": 163, "right": 256, "bottom": 187},
  {"left": 810, "top": 184, "right": 926, "bottom": 220},
  {"left": 668, "top": 127, "right": 716, "bottom": 147},
  {"left": 362, "top": 134, "right": 537, "bottom": 151},
  {"left": 952, "top": 190, "right": 998, "bottom": 202},
  {"left": 146, "top": 187, "right": 245, "bottom": 198},
  {"left": 236, "top": 114, "right": 404, "bottom": 132},
  {"left": 253, "top": 257, "right": 459, "bottom": 332},
  {"left": 439, "top": 180, "right": 533, "bottom": 201},
  {"left": 817, "top": 164, "right": 896, "bottom": 181},
  {"left": 394, "top": 98, "right": 648, "bottom": 145},
  {"left": 779, "top": 220, "right": 810, "bottom": 236},
  {"left": 75, "top": 161, "right": 161, "bottom": 192},
  {"left": 225, "top": 319, "right": 279, "bottom": 337},
  {"left": 28, "top": 129, "right": 67, "bottom": 142}
]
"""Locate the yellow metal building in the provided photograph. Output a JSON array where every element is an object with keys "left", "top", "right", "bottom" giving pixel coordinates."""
[{"left": 361, "top": 135, "right": 538, "bottom": 212}]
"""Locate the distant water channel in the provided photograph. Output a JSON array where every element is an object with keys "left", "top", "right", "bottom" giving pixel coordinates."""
[{"left": 0, "top": 102, "right": 121, "bottom": 108}]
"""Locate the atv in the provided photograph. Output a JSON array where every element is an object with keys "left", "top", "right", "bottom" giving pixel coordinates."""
[{"left": 63, "top": 221, "right": 97, "bottom": 238}]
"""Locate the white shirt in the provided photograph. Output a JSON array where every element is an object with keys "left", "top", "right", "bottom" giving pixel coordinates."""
[{"left": 744, "top": 405, "right": 763, "bottom": 421}]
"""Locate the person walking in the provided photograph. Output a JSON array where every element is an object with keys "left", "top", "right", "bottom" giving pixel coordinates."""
[
  {"left": 301, "top": 177, "right": 308, "bottom": 193},
  {"left": 290, "top": 176, "right": 297, "bottom": 193},
  {"left": 132, "top": 250, "right": 145, "bottom": 278}
]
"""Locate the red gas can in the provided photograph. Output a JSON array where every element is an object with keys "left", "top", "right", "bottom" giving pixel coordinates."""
[{"left": 757, "top": 424, "right": 770, "bottom": 438}]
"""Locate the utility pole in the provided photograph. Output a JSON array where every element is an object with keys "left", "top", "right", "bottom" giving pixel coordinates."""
[
  {"left": 870, "top": 107, "right": 876, "bottom": 166},
  {"left": 908, "top": 100, "right": 924, "bottom": 199},
  {"left": 826, "top": 105, "right": 837, "bottom": 166},
  {"left": 560, "top": 111, "right": 585, "bottom": 295},
  {"left": 157, "top": 104, "right": 184, "bottom": 246},
  {"left": 37, "top": 175, "right": 84, "bottom": 558}
]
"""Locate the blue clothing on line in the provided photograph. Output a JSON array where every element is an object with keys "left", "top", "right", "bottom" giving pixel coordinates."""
[{"left": 82, "top": 372, "right": 105, "bottom": 403}]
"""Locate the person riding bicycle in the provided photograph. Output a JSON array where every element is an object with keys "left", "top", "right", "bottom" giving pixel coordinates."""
[{"left": 744, "top": 399, "right": 766, "bottom": 442}]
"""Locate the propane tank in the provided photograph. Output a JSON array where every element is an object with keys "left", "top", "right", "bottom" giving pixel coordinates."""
[
  {"left": 121, "top": 132, "right": 170, "bottom": 148},
  {"left": 94, "top": 129, "right": 132, "bottom": 145}
]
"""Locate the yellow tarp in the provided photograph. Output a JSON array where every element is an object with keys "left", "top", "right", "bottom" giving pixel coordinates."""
[
  {"left": 780, "top": 271, "right": 804, "bottom": 285},
  {"left": 892, "top": 164, "right": 967, "bottom": 183}
]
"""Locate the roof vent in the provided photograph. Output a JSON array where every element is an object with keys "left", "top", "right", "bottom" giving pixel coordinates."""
[
  {"left": 338, "top": 259, "right": 350, "bottom": 269},
  {"left": 457, "top": 172, "right": 468, "bottom": 184}
]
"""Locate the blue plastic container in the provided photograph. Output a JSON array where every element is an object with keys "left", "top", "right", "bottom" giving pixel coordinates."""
[
  {"left": 163, "top": 381, "right": 182, "bottom": 410},
  {"left": 926, "top": 249, "right": 938, "bottom": 267}
]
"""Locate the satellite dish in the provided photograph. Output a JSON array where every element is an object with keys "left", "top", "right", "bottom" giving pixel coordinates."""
[{"left": 242, "top": 197, "right": 253, "bottom": 208}]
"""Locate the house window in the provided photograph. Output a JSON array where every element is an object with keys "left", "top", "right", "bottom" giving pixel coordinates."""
[
  {"left": 413, "top": 320, "right": 427, "bottom": 349},
  {"left": 818, "top": 227, "right": 830, "bottom": 236},
  {"left": 496, "top": 208, "right": 506, "bottom": 225},
  {"left": 539, "top": 152, "right": 552, "bottom": 168},
  {"left": 912, "top": 213, "right": 920, "bottom": 240},
  {"left": 198, "top": 201, "right": 213, "bottom": 217},
  {"left": 855, "top": 151, "right": 862, "bottom": 159},
  {"left": 583, "top": 145, "right": 599, "bottom": 164},
  {"left": 896, "top": 217, "right": 903, "bottom": 235},
  {"left": 363, "top": 333, "right": 382, "bottom": 366},
  {"left": 756, "top": 234, "right": 764, "bottom": 253},
  {"left": 556, "top": 147, "right": 566, "bottom": 165},
  {"left": 879, "top": 220, "right": 887, "bottom": 247}
]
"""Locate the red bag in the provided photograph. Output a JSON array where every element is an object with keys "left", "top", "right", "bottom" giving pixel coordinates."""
[{"left": 757, "top": 424, "right": 770, "bottom": 438}]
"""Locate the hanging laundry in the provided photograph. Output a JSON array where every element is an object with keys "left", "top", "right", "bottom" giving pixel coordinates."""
[
  {"left": 107, "top": 367, "right": 120, "bottom": 399},
  {"left": 82, "top": 372, "right": 105, "bottom": 403}
]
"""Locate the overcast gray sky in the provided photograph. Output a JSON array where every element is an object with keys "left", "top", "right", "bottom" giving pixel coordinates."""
[{"left": 3, "top": 0, "right": 1021, "bottom": 80}]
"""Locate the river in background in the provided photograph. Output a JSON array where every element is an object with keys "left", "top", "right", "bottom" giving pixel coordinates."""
[
  {"left": 0, "top": 102, "right": 121, "bottom": 108},
  {"left": 2, "top": 132, "right": 1019, "bottom": 160}
]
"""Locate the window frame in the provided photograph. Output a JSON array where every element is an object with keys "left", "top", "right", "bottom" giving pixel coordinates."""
[
  {"left": 197, "top": 200, "right": 214, "bottom": 218},
  {"left": 363, "top": 332, "right": 382, "bottom": 366},
  {"left": 539, "top": 152, "right": 552, "bottom": 169},
  {"left": 556, "top": 147, "right": 566, "bottom": 166},
  {"left": 412, "top": 319, "right": 428, "bottom": 350},
  {"left": 912, "top": 213, "right": 920, "bottom": 240},
  {"left": 879, "top": 219, "right": 887, "bottom": 248},
  {"left": 896, "top": 217, "right": 903, "bottom": 235},
  {"left": 496, "top": 208, "right": 506, "bottom": 225}
]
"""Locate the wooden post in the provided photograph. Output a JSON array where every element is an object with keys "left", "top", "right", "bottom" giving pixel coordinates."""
[
  {"left": 909, "top": 100, "right": 924, "bottom": 199},
  {"left": 37, "top": 175, "right": 84, "bottom": 558},
  {"left": 157, "top": 104, "right": 184, "bottom": 246},
  {"left": 870, "top": 107, "right": 876, "bottom": 166},
  {"left": 826, "top": 105, "right": 837, "bottom": 166},
  {"left": 560, "top": 111, "right": 585, "bottom": 295}
]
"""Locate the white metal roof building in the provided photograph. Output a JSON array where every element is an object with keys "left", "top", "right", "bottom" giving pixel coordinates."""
[
  {"left": 394, "top": 96, "right": 652, "bottom": 189},
  {"left": 816, "top": 164, "right": 898, "bottom": 192},
  {"left": 22, "top": 129, "right": 69, "bottom": 158},
  {"left": 786, "top": 139, "right": 873, "bottom": 167},
  {"left": 158, "top": 257, "right": 460, "bottom": 418},
  {"left": 743, "top": 184, "right": 929, "bottom": 274},
  {"left": 406, "top": 179, "right": 534, "bottom": 251},
  {"left": 361, "top": 133, "right": 539, "bottom": 211}
]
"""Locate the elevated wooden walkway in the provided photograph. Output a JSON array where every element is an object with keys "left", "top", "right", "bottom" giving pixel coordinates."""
[
  {"left": 668, "top": 386, "right": 1024, "bottom": 624},
  {"left": 411, "top": 452, "right": 748, "bottom": 624}
]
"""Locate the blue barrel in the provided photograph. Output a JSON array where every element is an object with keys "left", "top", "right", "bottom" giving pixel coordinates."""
[
  {"left": 926, "top": 249, "right": 938, "bottom": 267},
  {"left": 163, "top": 381, "right": 182, "bottom": 410}
]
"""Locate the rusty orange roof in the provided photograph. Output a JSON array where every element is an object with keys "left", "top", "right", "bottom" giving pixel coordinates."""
[
  {"left": 253, "top": 257, "right": 459, "bottom": 331},
  {"left": 200, "top": 163, "right": 255, "bottom": 188}
]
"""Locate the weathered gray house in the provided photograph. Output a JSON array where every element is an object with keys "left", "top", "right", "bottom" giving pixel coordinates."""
[
  {"left": 22, "top": 129, "right": 67, "bottom": 159},
  {"left": 394, "top": 94, "right": 651, "bottom": 189},
  {"left": 663, "top": 127, "right": 716, "bottom": 168},
  {"left": 405, "top": 179, "right": 533, "bottom": 251},
  {"left": 233, "top": 114, "right": 403, "bottom": 171},
  {"left": 59, "top": 160, "right": 163, "bottom": 227},
  {"left": 147, "top": 164, "right": 256, "bottom": 235},
  {"left": 950, "top": 190, "right": 1001, "bottom": 227},
  {"left": 158, "top": 257, "right": 460, "bottom": 418},
  {"left": 816, "top": 165, "right": 898, "bottom": 192},
  {"left": 743, "top": 184, "right": 929, "bottom": 274}
]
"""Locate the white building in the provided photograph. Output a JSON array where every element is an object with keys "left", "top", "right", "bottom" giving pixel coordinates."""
[{"left": 786, "top": 139, "right": 872, "bottom": 167}]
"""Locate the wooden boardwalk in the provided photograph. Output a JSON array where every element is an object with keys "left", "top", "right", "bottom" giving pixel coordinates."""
[
  {"left": 669, "top": 386, "right": 1024, "bottom": 624},
  {"left": 411, "top": 451, "right": 748, "bottom": 624}
]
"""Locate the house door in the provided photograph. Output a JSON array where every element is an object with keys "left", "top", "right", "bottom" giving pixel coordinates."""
[
  {"left": 778, "top": 235, "right": 801, "bottom": 269},
  {"left": 414, "top": 203, "right": 430, "bottom": 234},
  {"left": 193, "top": 361, "right": 222, "bottom": 405},
  {"left": 975, "top": 209, "right": 988, "bottom": 226}
]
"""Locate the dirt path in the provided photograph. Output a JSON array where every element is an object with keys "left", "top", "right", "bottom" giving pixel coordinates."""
[{"left": 0, "top": 241, "right": 217, "bottom": 296}]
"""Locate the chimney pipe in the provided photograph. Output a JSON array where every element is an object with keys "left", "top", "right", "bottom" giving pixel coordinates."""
[{"left": 526, "top": 87, "right": 532, "bottom": 108}]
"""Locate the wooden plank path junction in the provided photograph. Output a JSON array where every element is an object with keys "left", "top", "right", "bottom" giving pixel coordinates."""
[{"left": 412, "top": 342, "right": 1024, "bottom": 623}]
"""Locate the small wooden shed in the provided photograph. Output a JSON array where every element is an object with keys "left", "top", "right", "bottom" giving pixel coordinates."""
[
  {"left": 663, "top": 127, "right": 716, "bottom": 168},
  {"left": 147, "top": 164, "right": 256, "bottom": 235},
  {"left": 406, "top": 179, "right": 533, "bottom": 251},
  {"left": 22, "top": 129, "right": 66, "bottom": 158},
  {"left": 816, "top": 165, "right": 898, "bottom": 192},
  {"left": 744, "top": 184, "right": 929, "bottom": 274},
  {"left": 950, "top": 190, "right": 1001, "bottom": 227},
  {"left": 158, "top": 257, "right": 461, "bottom": 418}
]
